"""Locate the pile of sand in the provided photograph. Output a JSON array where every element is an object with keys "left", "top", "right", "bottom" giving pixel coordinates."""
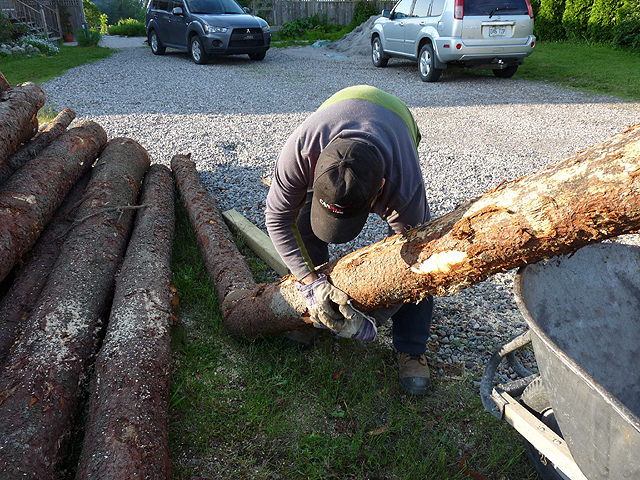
[{"left": 325, "top": 16, "right": 379, "bottom": 57}]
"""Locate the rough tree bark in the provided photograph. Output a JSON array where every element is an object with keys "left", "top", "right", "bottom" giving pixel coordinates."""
[
  {"left": 76, "top": 164, "right": 175, "bottom": 480},
  {"left": 221, "top": 123, "right": 640, "bottom": 337},
  {"left": 0, "top": 81, "right": 46, "bottom": 167},
  {"left": 0, "top": 72, "right": 10, "bottom": 94},
  {"left": 0, "top": 138, "right": 150, "bottom": 479},
  {"left": 0, "top": 120, "right": 107, "bottom": 284},
  {"left": 0, "top": 172, "right": 91, "bottom": 366},
  {"left": 171, "top": 153, "right": 256, "bottom": 303},
  {"left": 0, "top": 108, "right": 76, "bottom": 185}
]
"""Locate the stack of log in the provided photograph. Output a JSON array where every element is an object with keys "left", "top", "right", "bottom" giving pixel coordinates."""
[{"left": 0, "top": 72, "right": 175, "bottom": 479}]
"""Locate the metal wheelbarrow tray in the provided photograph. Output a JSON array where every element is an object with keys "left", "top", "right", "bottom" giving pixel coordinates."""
[{"left": 481, "top": 242, "right": 640, "bottom": 480}]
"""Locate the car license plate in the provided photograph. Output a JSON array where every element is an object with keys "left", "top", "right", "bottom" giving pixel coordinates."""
[
  {"left": 489, "top": 26, "right": 506, "bottom": 37},
  {"left": 244, "top": 34, "right": 254, "bottom": 39}
]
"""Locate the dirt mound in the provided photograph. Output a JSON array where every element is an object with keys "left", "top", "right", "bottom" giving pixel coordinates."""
[{"left": 326, "top": 16, "right": 379, "bottom": 57}]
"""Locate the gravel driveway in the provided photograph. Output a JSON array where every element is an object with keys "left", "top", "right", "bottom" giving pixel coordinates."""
[{"left": 42, "top": 37, "right": 640, "bottom": 377}]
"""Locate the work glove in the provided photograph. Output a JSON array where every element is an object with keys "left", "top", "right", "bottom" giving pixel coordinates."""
[
  {"left": 295, "top": 273, "right": 349, "bottom": 331},
  {"left": 336, "top": 300, "right": 378, "bottom": 342}
]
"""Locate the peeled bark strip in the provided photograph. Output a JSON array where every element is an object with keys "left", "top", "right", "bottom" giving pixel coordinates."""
[
  {"left": 0, "top": 138, "right": 150, "bottom": 479},
  {"left": 171, "top": 153, "right": 256, "bottom": 302},
  {"left": 0, "top": 172, "right": 91, "bottom": 366},
  {"left": 224, "top": 123, "right": 640, "bottom": 337},
  {"left": 0, "top": 120, "right": 107, "bottom": 283},
  {"left": 76, "top": 164, "right": 175, "bottom": 480},
  {"left": 0, "top": 108, "right": 76, "bottom": 185},
  {"left": 0, "top": 81, "right": 46, "bottom": 166}
]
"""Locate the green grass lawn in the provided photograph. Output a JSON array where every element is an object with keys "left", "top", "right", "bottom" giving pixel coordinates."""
[
  {"left": 0, "top": 44, "right": 114, "bottom": 86},
  {"left": 517, "top": 41, "right": 640, "bottom": 101}
]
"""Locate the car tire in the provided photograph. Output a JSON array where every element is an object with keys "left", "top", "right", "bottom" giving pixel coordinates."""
[
  {"left": 249, "top": 51, "right": 266, "bottom": 61},
  {"left": 371, "top": 36, "right": 388, "bottom": 68},
  {"left": 148, "top": 30, "right": 165, "bottom": 55},
  {"left": 190, "top": 35, "right": 209, "bottom": 64},
  {"left": 418, "top": 44, "right": 442, "bottom": 82},
  {"left": 494, "top": 65, "right": 518, "bottom": 78}
]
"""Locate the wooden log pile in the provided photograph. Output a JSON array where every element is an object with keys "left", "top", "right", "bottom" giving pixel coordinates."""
[{"left": 0, "top": 72, "right": 176, "bottom": 478}]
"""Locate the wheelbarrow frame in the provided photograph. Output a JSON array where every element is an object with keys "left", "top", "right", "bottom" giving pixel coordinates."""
[{"left": 480, "top": 331, "right": 588, "bottom": 480}]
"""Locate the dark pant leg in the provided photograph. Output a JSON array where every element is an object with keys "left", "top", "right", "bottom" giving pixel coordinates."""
[
  {"left": 392, "top": 297, "right": 433, "bottom": 355},
  {"left": 391, "top": 197, "right": 433, "bottom": 354},
  {"left": 297, "top": 191, "right": 329, "bottom": 267}
]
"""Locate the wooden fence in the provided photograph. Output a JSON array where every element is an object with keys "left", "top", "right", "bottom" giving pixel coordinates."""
[{"left": 251, "top": 0, "right": 396, "bottom": 26}]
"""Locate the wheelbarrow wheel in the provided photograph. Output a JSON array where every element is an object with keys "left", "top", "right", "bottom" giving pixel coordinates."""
[{"left": 520, "top": 378, "right": 568, "bottom": 480}]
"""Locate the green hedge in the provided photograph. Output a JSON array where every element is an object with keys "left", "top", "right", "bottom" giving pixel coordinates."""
[{"left": 530, "top": 0, "right": 639, "bottom": 48}]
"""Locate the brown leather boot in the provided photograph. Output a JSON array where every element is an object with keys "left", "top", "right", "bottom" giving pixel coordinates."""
[{"left": 395, "top": 350, "right": 431, "bottom": 395}]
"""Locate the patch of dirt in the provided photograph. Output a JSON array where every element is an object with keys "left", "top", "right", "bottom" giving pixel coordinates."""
[{"left": 325, "top": 16, "right": 380, "bottom": 57}]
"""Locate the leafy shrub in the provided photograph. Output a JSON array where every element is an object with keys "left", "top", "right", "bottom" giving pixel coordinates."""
[
  {"left": 76, "top": 27, "right": 102, "bottom": 46},
  {"left": 278, "top": 14, "right": 325, "bottom": 38},
  {"left": 613, "top": 0, "right": 640, "bottom": 47},
  {"left": 562, "top": 0, "right": 594, "bottom": 39},
  {"left": 84, "top": 0, "right": 103, "bottom": 30},
  {"left": 0, "top": 33, "right": 59, "bottom": 58},
  {"left": 588, "top": 0, "right": 624, "bottom": 41},
  {"left": 535, "top": 0, "right": 567, "bottom": 40},
  {"left": 107, "top": 18, "right": 146, "bottom": 36},
  {"left": 350, "top": 0, "right": 379, "bottom": 28},
  {"left": 0, "top": 12, "right": 29, "bottom": 43}
]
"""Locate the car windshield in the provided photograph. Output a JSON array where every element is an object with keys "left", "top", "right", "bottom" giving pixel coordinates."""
[
  {"left": 464, "top": 0, "right": 529, "bottom": 15},
  {"left": 186, "top": 0, "right": 244, "bottom": 14}
]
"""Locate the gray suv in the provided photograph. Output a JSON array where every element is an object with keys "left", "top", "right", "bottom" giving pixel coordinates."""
[
  {"left": 146, "top": 0, "right": 271, "bottom": 64},
  {"left": 371, "top": 0, "right": 535, "bottom": 81}
]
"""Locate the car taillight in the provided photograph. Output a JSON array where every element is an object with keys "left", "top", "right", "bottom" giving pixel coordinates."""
[
  {"left": 524, "top": 0, "right": 533, "bottom": 18},
  {"left": 454, "top": 0, "right": 464, "bottom": 19}
]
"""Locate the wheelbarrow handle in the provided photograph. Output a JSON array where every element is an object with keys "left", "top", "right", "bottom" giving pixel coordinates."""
[{"left": 480, "top": 330, "right": 537, "bottom": 418}]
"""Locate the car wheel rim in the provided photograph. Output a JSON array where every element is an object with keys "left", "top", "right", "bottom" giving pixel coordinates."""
[
  {"left": 373, "top": 41, "right": 380, "bottom": 63},
  {"left": 151, "top": 34, "right": 157, "bottom": 52},
  {"left": 420, "top": 51, "right": 431, "bottom": 76},
  {"left": 192, "top": 40, "right": 201, "bottom": 61}
]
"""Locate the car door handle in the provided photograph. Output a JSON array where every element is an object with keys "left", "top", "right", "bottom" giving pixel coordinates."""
[
  {"left": 399, "top": 21, "right": 405, "bottom": 26},
  {"left": 420, "top": 21, "right": 426, "bottom": 26}
]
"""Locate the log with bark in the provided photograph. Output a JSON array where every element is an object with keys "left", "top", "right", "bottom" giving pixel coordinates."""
[
  {"left": 171, "top": 153, "right": 256, "bottom": 303},
  {"left": 0, "top": 120, "right": 107, "bottom": 284},
  {"left": 76, "top": 164, "right": 175, "bottom": 480},
  {"left": 0, "top": 81, "right": 46, "bottom": 167},
  {"left": 0, "top": 138, "right": 150, "bottom": 479},
  {"left": 0, "top": 108, "right": 76, "bottom": 185},
  {"left": 0, "top": 171, "right": 91, "bottom": 366},
  {"left": 219, "top": 123, "right": 640, "bottom": 337}
]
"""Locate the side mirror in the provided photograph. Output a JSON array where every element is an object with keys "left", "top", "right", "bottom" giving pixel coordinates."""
[
  {"left": 172, "top": 6, "right": 183, "bottom": 14},
  {"left": 381, "top": 9, "right": 391, "bottom": 17},
  {"left": 243, "top": 6, "right": 250, "bottom": 13}
]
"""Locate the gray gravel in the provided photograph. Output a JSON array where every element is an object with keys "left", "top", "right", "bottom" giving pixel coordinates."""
[{"left": 41, "top": 32, "right": 640, "bottom": 378}]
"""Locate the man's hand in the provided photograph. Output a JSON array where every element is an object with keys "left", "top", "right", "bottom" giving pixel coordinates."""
[
  {"left": 295, "top": 275, "right": 377, "bottom": 342},
  {"left": 295, "top": 273, "right": 349, "bottom": 330}
]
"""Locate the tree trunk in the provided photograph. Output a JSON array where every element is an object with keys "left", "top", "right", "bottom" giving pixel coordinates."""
[
  {"left": 223, "top": 123, "right": 640, "bottom": 337},
  {"left": 0, "top": 72, "right": 10, "bottom": 94},
  {"left": 171, "top": 153, "right": 256, "bottom": 303},
  {"left": 0, "top": 81, "right": 46, "bottom": 167},
  {"left": 0, "top": 138, "right": 150, "bottom": 479},
  {"left": 0, "top": 108, "right": 76, "bottom": 185},
  {"left": 0, "top": 172, "right": 91, "bottom": 366},
  {"left": 76, "top": 164, "right": 175, "bottom": 480},
  {"left": 0, "top": 120, "right": 107, "bottom": 284}
]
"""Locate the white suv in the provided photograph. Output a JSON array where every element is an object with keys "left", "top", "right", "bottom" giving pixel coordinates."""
[{"left": 371, "top": 0, "right": 536, "bottom": 81}]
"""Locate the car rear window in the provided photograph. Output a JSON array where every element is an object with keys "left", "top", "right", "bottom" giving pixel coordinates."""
[{"left": 464, "top": 0, "right": 529, "bottom": 16}]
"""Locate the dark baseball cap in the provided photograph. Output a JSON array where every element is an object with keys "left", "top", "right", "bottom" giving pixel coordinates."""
[{"left": 310, "top": 138, "right": 384, "bottom": 244}]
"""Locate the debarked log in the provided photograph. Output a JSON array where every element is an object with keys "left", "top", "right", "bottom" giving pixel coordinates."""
[
  {"left": 223, "top": 123, "right": 640, "bottom": 337},
  {"left": 0, "top": 120, "right": 107, "bottom": 284},
  {"left": 0, "top": 138, "right": 150, "bottom": 479},
  {"left": 171, "top": 153, "right": 256, "bottom": 303},
  {"left": 0, "top": 108, "right": 76, "bottom": 185},
  {"left": 0, "top": 171, "right": 91, "bottom": 366},
  {"left": 0, "top": 81, "right": 46, "bottom": 167},
  {"left": 76, "top": 164, "right": 175, "bottom": 480}
]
